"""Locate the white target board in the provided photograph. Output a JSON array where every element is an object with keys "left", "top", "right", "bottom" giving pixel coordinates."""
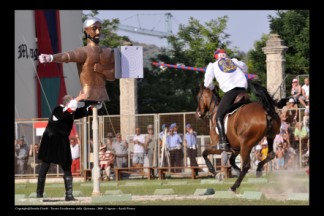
[{"left": 114, "top": 46, "right": 143, "bottom": 78}]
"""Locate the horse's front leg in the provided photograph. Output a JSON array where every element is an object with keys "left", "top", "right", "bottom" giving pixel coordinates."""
[
  {"left": 210, "top": 128, "right": 219, "bottom": 146},
  {"left": 202, "top": 147, "right": 222, "bottom": 176},
  {"left": 230, "top": 148, "right": 251, "bottom": 192}
]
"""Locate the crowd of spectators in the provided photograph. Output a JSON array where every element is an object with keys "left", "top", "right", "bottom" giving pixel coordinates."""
[{"left": 251, "top": 77, "right": 310, "bottom": 171}]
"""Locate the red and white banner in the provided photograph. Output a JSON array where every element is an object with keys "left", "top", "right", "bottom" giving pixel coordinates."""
[{"left": 34, "top": 121, "right": 78, "bottom": 138}]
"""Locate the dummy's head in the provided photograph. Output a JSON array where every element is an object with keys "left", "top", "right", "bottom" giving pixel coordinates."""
[
  {"left": 213, "top": 48, "right": 227, "bottom": 60},
  {"left": 83, "top": 17, "right": 102, "bottom": 44}
]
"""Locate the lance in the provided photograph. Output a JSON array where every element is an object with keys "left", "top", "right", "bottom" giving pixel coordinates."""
[{"left": 152, "top": 62, "right": 257, "bottom": 80}]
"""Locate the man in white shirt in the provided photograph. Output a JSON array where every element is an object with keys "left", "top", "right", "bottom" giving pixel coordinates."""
[
  {"left": 204, "top": 48, "right": 248, "bottom": 151},
  {"left": 132, "top": 127, "right": 146, "bottom": 169}
]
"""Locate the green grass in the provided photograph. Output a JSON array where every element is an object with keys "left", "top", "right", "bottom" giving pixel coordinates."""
[
  {"left": 15, "top": 170, "right": 309, "bottom": 205},
  {"left": 86, "top": 199, "right": 308, "bottom": 205}
]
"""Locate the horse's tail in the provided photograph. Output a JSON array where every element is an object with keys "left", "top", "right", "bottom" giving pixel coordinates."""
[{"left": 248, "top": 80, "right": 277, "bottom": 119}]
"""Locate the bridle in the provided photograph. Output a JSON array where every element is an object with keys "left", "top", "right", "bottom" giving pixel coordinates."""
[{"left": 197, "top": 87, "right": 218, "bottom": 119}]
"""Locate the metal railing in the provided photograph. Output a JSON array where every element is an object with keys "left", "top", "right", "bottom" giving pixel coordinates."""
[{"left": 14, "top": 107, "right": 309, "bottom": 178}]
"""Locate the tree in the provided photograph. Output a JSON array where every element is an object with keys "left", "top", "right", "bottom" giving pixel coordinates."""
[
  {"left": 247, "top": 10, "right": 309, "bottom": 100},
  {"left": 248, "top": 10, "right": 309, "bottom": 85},
  {"left": 269, "top": 10, "right": 309, "bottom": 75}
]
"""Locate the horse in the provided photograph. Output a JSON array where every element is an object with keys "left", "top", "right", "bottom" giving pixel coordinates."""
[{"left": 195, "top": 81, "right": 281, "bottom": 192}]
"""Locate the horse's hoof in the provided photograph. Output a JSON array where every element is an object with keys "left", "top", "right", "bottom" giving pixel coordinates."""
[
  {"left": 228, "top": 187, "right": 236, "bottom": 193},
  {"left": 256, "top": 171, "right": 262, "bottom": 177}
]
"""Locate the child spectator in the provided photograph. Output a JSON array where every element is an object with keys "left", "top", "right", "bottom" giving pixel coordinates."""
[
  {"left": 275, "top": 143, "right": 285, "bottom": 169},
  {"left": 254, "top": 145, "right": 262, "bottom": 166},
  {"left": 99, "top": 145, "right": 115, "bottom": 180}
]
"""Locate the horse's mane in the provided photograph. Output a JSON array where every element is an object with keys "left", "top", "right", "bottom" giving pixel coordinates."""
[{"left": 199, "top": 82, "right": 220, "bottom": 104}]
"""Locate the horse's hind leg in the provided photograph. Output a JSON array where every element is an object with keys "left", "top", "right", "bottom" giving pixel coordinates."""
[
  {"left": 230, "top": 148, "right": 251, "bottom": 192},
  {"left": 229, "top": 151, "right": 241, "bottom": 176}
]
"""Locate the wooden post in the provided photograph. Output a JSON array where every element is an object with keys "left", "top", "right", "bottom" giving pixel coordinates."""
[{"left": 91, "top": 107, "right": 101, "bottom": 196}]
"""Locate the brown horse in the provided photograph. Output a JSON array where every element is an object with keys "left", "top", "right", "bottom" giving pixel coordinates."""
[{"left": 195, "top": 81, "right": 281, "bottom": 192}]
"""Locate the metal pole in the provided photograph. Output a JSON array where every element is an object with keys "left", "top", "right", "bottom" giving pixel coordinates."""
[
  {"left": 299, "top": 109, "right": 302, "bottom": 168},
  {"left": 183, "top": 113, "right": 187, "bottom": 167},
  {"left": 82, "top": 118, "right": 88, "bottom": 170},
  {"left": 91, "top": 107, "right": 101, "bottom": 196}
]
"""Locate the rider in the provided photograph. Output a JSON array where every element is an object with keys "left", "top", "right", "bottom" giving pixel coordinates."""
[{"left": 204, "top": 48, "right": 248, "bottom": 151}]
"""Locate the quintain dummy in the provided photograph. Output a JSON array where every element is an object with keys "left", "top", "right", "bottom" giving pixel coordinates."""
[{"left": 38, "top": 17, "right": 115, "bottom": 101}]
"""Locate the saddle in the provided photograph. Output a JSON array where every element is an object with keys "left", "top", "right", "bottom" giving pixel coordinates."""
[{"left": 215, "top": 93, "right": 250, "bottom": 135}]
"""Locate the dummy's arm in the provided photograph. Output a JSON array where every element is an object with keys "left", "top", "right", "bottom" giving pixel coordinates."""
[
  {"left": 38, "top": 48, "right": 86, "bottom": 64},
  {"left": 93, "top": 48, "right": 115, "bottom": 81}
]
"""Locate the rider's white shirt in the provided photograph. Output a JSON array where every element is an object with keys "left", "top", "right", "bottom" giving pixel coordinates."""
[{"left": 204, "top": 58, "right": 248, "bottom": 93}]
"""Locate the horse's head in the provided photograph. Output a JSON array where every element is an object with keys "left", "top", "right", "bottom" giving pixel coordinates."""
[{"left": 195, "top": 83, "right": 218, "bottom": 119}]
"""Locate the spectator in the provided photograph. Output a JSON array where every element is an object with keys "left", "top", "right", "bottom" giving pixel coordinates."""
[
  {"left": 105, "top": 132, "right": 114, "bottom": 151},
  {"left": 260, "top": 137, "right": 269, "bottom": 172},
  {"left": 290, "top": 78, "right": 307, "bottom": 107},
  {"left": 301, "top": 77, "right": 309, "bottom": 106},
  {"left": 274, "top": 133, "right": 284, "bottom": 152},
  {"left": 220, "top": 151, "right": 231, "bottom": 173},
  {"left": 159, "top": 124, "right": 170, "bottom": 167},
  {"left": 183, "top": 124, "right": 199, "bottom": 175},
  {"left": 159, "top": 124, "right": 167, "bottom": 140},
  {"left": 260, "top": 137, "right": 268, "bottom": 156},
  {"left": 144, "top": 124, "right": 156, "bottom": 177},
  {"left": 273, "top": 133, "right": 284, "bottom": 170},
  {"left": 303, "top": 101, "right": 310, "bottom": 135},
  {"left": 99, "top": 145, "right": 115, "bottom": 180},
  {"left": 15, "top": 137, "right": 29, "bottom": 175},
  {"left": 171, "top": 123, "right": 178, "bottom": 134},
  {"left": 254, "top": 145, "right": 262, "bottom": 166},
  {"left": 70, "top": 137, "right": 81, "bottom": 176},
  {"left": 283, "top": 140, "right": 296, "bottom": 169},
  {"left": 132, "top": 127, "right": 146, "bottom": 170},
  {"left": 166, "top": 124, "right": 183, "bottom": 172},
  {"left": 29, "top": 143, "right": 41, "bottom": 174},
  {"left": 282, "top": 132, "right": 291, "bottom": 147},
  {"left": 281, "top": 98, "right": 298, "bottom": 124},
  {"left": 112, "top": 133, "right": 128, "bottom": 168},
  {"left": 293, "top": 122, "right": 308, "bottom": 153},
  {"left": 275, "top": 143, "right": 285, "bottom": 170}
]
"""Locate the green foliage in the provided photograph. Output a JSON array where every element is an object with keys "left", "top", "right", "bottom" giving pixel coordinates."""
[
  {"left": 269, "top": 10, "right": 309, "bottom": 75},
  {"left": 248, "top": 10, "right": 309, "bottom": 83},
  {"left": 247, "top": 10, "right": 309, "bottom": 99}
]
